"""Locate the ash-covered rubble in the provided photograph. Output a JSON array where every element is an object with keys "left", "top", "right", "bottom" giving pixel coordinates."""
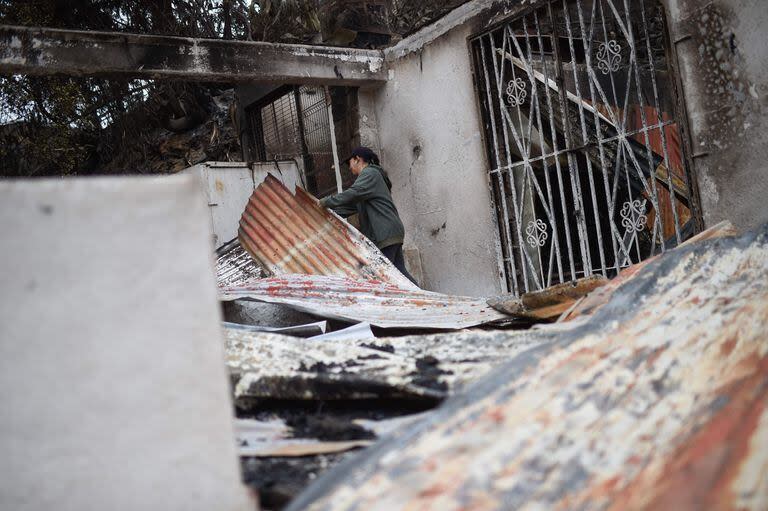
[
  {"left": 223, "top": 318, "right": 568, "bottom": 509},
  {"left": 214, "top": 173, "right": 609, "bottom": 509},
  {"left": 218, "top": 221, "right": 768, "bottom": 511}
]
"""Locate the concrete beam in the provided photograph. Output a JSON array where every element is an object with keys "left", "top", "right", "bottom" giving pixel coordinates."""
[{"left": 0, "top": 24, "right": 386, "bottom": 86}]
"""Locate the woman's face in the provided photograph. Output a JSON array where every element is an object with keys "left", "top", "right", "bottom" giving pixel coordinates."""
[{"left": 349, "top": 156, "right": 367, "bottom": 175}]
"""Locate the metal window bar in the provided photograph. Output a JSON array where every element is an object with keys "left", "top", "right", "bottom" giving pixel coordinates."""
[
  {"left": 471, "top": 0, "right": 696, "bottom": 295},
  {"left": 248, "top": 86, "right": 350, "bottom": 197}
]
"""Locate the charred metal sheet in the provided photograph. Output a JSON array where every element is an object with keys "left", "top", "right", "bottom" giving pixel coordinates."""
[
  {"left": 352, "top": 413, "right": 433, "bottom": 438},
  {"left": 287, "top": 225, "right": 768, "bottom": 511},
  {"left": 309, "top": 322, "right": 374, "bottom": 341},
  {"left": 235, "top": 416, "right": 373, "bottom": 457},
  {"left": 226, "top": 325, "right": 558, "bottom": 403},
  {"left": 238, "top": 175, "right": 416, "bottom": 290},
  {"left": 223, "top": 321, "right": 327, "bottom": 338},
  {"left": 227, "top": 328, "right": 445, "bottom": 402},
  {"left": 220, "top": 274, "right": 509, "bottom": 329},
  {"left": 215, "top": 239, "right": 262, "bottom": 287}
]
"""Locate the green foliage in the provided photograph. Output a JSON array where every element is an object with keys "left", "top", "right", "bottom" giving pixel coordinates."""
[
  {"left": 245, "top": 0, "right": 321, "bottom": 42},
  {"left": 0, "top": 0, "right": 249, "bottom": 176},
  {"left": 0, "top": 0, "right": 470, "bottom": 176}
]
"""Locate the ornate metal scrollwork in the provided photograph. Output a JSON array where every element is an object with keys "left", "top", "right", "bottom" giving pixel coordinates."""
[
  {"left": 620, "top": 199, "right": 648, "bottom": 233},
  {"left": 525, "top": 218, "right": 548, "bottom": 247},
  {"left": 596, "top": 40, "right": 621, "bottom": 74},
  {"left": 506, "top": 77, "right": 528, "bottom": 107}
]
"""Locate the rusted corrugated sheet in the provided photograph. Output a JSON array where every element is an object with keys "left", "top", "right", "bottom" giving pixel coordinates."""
[
  {"left": 219, "top": 274, "right": 510, "bottom": 329},
  {"left": 287, "top": 225, "right": 768, "bottom": 511},
  {"left": 215, "top": 239, "right": 262, "bottom": 287},
  {"left": 238, "top": 175, "right": 415, "bottom": 290}
]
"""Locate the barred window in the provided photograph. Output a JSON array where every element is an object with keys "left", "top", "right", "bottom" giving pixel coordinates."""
[
  {"left": 247, "top": 85, "right": 357, "bottom": 197},
  {"left": 472, "top": 0, "right": 699, "bottom": 295}
]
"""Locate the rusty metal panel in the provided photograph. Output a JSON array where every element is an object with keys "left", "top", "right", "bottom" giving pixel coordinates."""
[
  {"left": 238, "top": 175, "right": 416, "bottom": 290},
  {"left": 287, "top": 226, "right": 768, "bottom": 511},
  {"left": 220, "top": 274, "right": 510, "bottom": 329}
]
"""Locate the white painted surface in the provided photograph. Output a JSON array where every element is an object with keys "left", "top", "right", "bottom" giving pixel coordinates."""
[
  {"left": 0, "top": 176, "right": 253, "bottom": 511},
  {"left": 374, "top": 0, "right": 768, "bottom": 294},
  {"left": 184, "top": 161, "right": 301, "bottom": 248},
  {"left": 375, "top": 23, "right": 503, "bottom": 296}
]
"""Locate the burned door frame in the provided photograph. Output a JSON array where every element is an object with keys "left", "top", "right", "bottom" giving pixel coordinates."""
[{"left": 469, "top": 0, "right": 703, "bottom": 296}]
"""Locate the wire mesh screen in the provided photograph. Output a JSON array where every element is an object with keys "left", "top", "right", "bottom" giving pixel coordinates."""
[
  {"left": 471, "top": 0, "right": 696, "bottom": 296},
  {"left": 298, "top": 86, "right": 339, "bottom": 197},
  {"left": 248, "top": 86, "right": 355, "bottom": 198},
  {"left": 260, "top": 90, "right": 301, "bottom": 160}
]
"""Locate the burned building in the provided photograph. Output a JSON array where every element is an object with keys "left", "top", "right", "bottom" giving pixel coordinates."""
[
  {"left": 1, "top": 0, "right": 767, "bottom": 510},
  {"left": 222, "top": 0, "right": 768, "bottom": 296}
]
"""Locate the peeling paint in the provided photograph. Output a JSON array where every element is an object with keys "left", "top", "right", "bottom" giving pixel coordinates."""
[
  {"left": 287, "top": 225, "right": 768, "bottom": 511},
  {"left": 670, "top": 0, "right": 768, "bottom": 230}
]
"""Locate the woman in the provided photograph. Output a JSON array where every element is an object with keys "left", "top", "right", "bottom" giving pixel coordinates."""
[{"left": 321, "top": 146, "right": 416, "bottom": 285}]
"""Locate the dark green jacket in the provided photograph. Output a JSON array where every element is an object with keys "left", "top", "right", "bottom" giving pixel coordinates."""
[{"left": 320, "top": 164, "right": 405, "bottom": 249}]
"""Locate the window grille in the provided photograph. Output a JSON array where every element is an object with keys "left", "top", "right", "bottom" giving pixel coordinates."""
[
  {"left": 248, "top": 85, "right": 355, "bottom": 197},
  {"left": 471, "top": 0, "right": 698, "bottom": 296}
]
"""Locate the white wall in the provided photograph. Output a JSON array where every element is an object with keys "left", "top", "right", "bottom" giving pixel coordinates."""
[
  {"left": 372, "top": 0, "right": 768, "bottom": 296},
  {"left": 0, "top": 176, "right": 253, "bottom": 511},
  {"left": 185, "top": 161, "right": 301, "bottom": 248},
  {"left": 373, "top": 24, "right": 503, "bottom": 296}
]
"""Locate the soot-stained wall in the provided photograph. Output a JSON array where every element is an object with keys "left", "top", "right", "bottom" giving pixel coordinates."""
[
  {"left": 666, "top": 0, "right": 768, "bottom": 230},
  {"left": 372, "top": 23, "right": 503, "bottom": 296}
]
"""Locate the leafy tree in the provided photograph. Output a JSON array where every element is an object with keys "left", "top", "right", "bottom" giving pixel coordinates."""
[{"left": 0, "top": 0, "right": 469, "bottom": 176}]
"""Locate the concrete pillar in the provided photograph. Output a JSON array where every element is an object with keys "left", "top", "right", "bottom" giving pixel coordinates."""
[
  {"left": 666, "top": 0, "right": 768, "bottom": 230},
  {"left": 0, "top": 176, "right": 254, "bottom": 511}
]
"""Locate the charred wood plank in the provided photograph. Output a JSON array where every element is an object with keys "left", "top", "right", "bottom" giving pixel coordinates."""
[
  {"left": 521, "top": 274, "right": 608, "bottom": 309},
  {"left": 487, "top": 275, "right": 608, "bottom": 320}
]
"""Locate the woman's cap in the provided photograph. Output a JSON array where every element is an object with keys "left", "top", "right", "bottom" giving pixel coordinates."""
[{"left": 346, "top": 146, "right": 379, "bottom": 164}]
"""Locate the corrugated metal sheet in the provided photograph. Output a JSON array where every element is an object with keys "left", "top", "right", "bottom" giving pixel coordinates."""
[
  {"left": 238, "top": 175, "right": 416, "bottom": 290},
  {"left": 286, "top": 225, "right": 768, "bottom": 511},
  {"left": 225, "top": 325, "right": 557, "bottom": 402},
  {"left": 219, "top": 274, "right": 510, "bottom": 329},
  {"left": 215, "top": 239, "right": 262, "bottom": 287}
]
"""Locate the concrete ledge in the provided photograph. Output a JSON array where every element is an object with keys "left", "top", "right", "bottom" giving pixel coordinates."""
[{"left": 0, "top": 24, "right": 386, "bottom": 86}]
